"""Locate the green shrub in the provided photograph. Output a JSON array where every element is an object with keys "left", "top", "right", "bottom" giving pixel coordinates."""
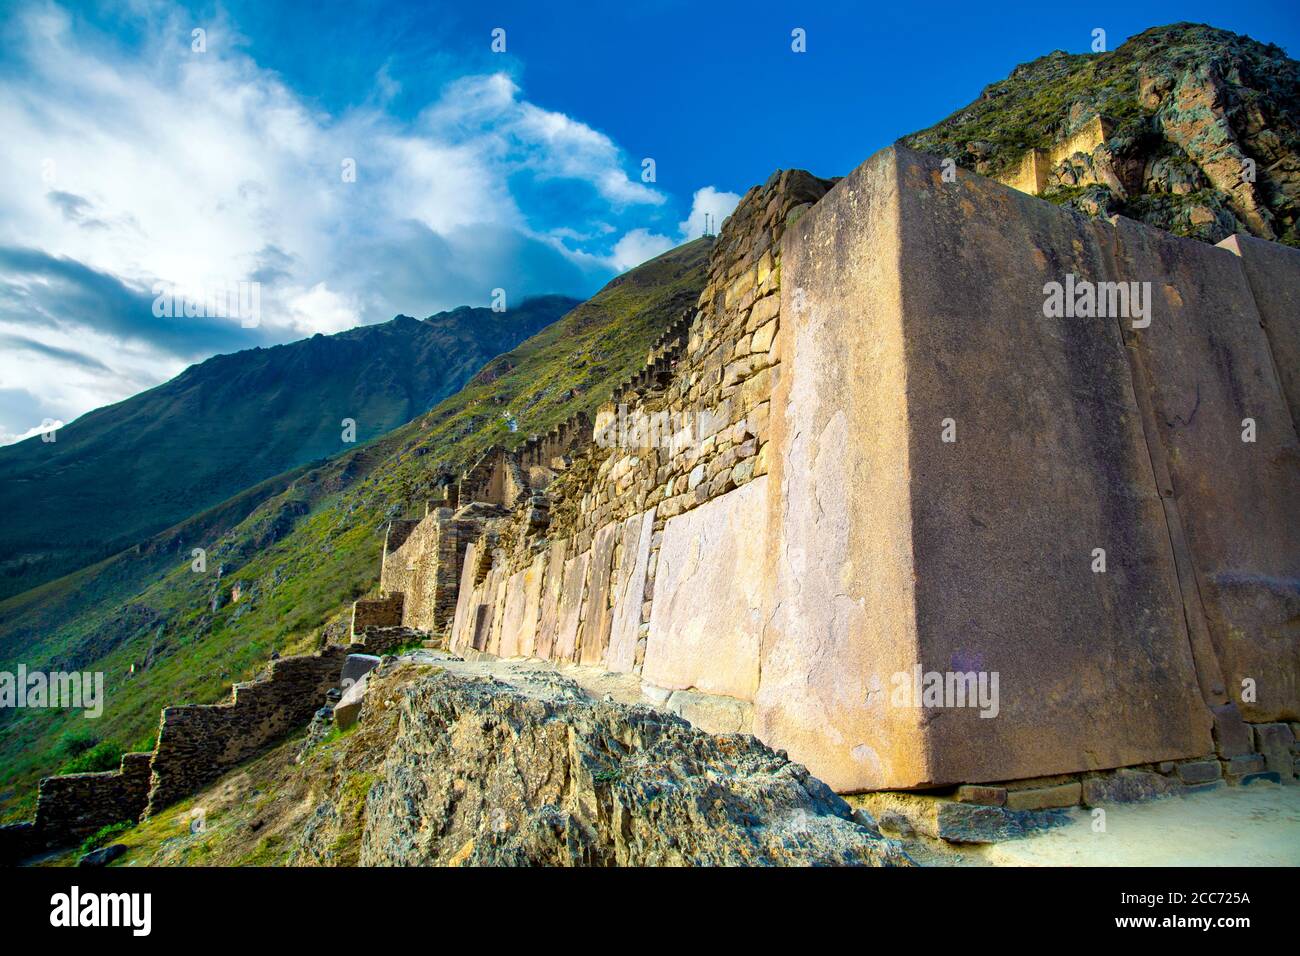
[
  {"left": 54, "top": 728, "right": 101, "bottom": 759},
  {"left": 59, "top": 740, "right": 124, "bottom": 775}
]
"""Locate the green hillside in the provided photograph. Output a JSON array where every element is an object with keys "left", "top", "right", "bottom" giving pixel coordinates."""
[
  {"left": 0, "top": 295, "right": 577, "bottom": 600},
  {"left": 0, "top": 238, "right": 710, "bottom": 821}
]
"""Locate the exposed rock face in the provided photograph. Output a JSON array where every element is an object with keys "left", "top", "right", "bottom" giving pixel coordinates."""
[
  {"left": 901, "top": 23, "right": 1300, "bottom": 246},
  {"left": 301, "top": 663, "right": 911, "bottom": 866}
]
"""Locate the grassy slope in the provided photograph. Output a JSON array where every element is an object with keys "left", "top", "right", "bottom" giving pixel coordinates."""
[
  {"left": 50, "top": 668, "right": 429, "bottom": 867},
  {"left": 0, "top": 295, "right": 577, "bottom": 600},
  {"left": 0, "top": 238, "right": 710, "bottom": 821}
]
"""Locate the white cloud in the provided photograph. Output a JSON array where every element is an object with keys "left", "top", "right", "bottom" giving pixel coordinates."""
[
  {"left": 603, "top": 185, "right": 743, "bottom": 272},
  {"left": 285, "top": 283, "right": 363, "bottom": 336},
  {"left": 679, "top": 186, "right": 742, "bottom": 240},
  {"left": 0, "top": 0, "right": 672, "bottom": 442},
  {"left": 609, "top": 229, "right": 676, "bottom": 272}
]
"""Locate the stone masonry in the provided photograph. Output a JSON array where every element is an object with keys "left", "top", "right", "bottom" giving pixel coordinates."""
[
  {"left": 146, "top": 645, "right": 349, "bottom": 813},
  {"left": 360, "top": 145, "right": 1298, "bottom": 796}
]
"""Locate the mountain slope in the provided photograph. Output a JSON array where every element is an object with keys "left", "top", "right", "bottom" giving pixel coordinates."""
[
  {"left": 0, "top": 295, "right": 578, "bottom": 599},
  {"left": 901, "top": 23, "right": 1300, "bottom": 245},
  {"left": 0, "top": 239, "right": 710, "bottom": 821}
]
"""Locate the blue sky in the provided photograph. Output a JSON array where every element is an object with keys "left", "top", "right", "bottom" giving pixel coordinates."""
[{"left": 0, "top": 0, "right": 1296, "bottom": 443}]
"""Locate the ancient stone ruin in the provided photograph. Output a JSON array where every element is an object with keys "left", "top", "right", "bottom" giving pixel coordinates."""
[
  {"left": 3, "top": 143, "right": 1295, "bottom": 864},
  {"left": 996, "top": 114, "right": 1115, "bottom": 195},
  {"left": 0, "top": 641, "right": 380, "bottom": 860},
  {"left": 368, "top": 144, "right": 1299, "bottom": 800}
]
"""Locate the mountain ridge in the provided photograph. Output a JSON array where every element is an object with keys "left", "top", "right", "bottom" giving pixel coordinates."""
[{"left": 0, "top": 295, "right": 579, "bottom": 599}]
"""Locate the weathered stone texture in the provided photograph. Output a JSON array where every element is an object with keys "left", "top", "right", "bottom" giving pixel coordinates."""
[
  {"left": 1252, "top": 722, "right": 1297, "bottom": 778},
  {"left": 606, "top": 509, "right": 655, "bottom": 674},
  {"left": 334, "top": 672, "right": 370, "bottom": 730},
  {"left": 531, "top": 169, "right": 832, "bottom": 630},
  {"left": 644, "top": 477, "right": 767, "bottom": 701},
  {"left": 414, "top": 144, "right": 1299, "bottom": 797},
  {"left": 351, "top": 626, "right": 425, "bottom": 656},
  {"left": 762, "top": 146, "right": 1218, "bottom": 791},
  {"left": 378, "top": 511, "right": 481, "bottom": 636},
  {"left": 341, "top": 653, "right": 381, "bottom": 689},
  {"left": 351, "top": 593, "right": 403, "bottom": 638},
  {"left": 496, "top": 567, "right": 531, "bottom": 658},
  {"left": 849, "top": 790, "right": 1071, "bottom": 844},
  {"left": 0, "top": 749, "right": 154, "bottom": 861},
  {"left": 656, "top": 687, "right": 754, "bottom": 736},
  {"left": 1211, "top": 702, "right": 1255, "bottom": 758},
  {"left": 756, "top": 145, "right": 930, "bottom": 792},
  {"left": 336, "top": 666, "right": 911, "bottom": 866},
  {"left": 448, "top": 540, "right": 482, "bottom": 651},
  {"left": 533, "top": 541, "right": 567, "bottom": 660},
  {"left": 1217, "top": 234, "right": 1300, "bottom": 429},
  {"left": 517, "top": 552, "right": 547, "bottom": 659},
  {"left": 577, "top": 522, "right": 619, "bottom": 666},
  {"left": 553, "top": 551, "right": 589, "bottom": 662},
  {"left": 1118, "top": 219, "right": 1300, "bottom": 724},
  {"left": 31, "top": 751, "right": 154, "bottom": 846}
]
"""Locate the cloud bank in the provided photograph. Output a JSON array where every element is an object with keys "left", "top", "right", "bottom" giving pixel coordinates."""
[{"left": 0, "top": 1, "right": 739, "bottom": 443}]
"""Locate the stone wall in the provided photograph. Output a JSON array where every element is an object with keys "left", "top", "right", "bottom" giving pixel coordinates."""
[
  {"left": 389, "top": 144, "right": 1299, "bottom": 796},
  {"left": 1217, "top": 234, "right": 1300, "bottom": 430},
  {"left": 762, "top": 145, "right": 1298, "bottom": 791},
  {"left": 548, "top": 168, "right": 835, "bottom": 556},
  {"left": 439, "top": 170, "right": 832, "bottom": 677},
  {"left": 643, "top": 477, "right": 767, "bottom": 701},
  {"left": 146, "top": 645, "right": 348, "bottom": 813},
  {"left": 352, "top": 626, "right": 426, "bottom": 655},
  {"left": 351, "top": 593, "right": 403, "bottom": 637},
  {"left": 2, "top": 645, "right": 352, "bottom": 859},
  {"left": 996, "top": 115, "right": 1113, "bottom": 195},
  {"left": 1113, "top": 214, "right": 1300, "bottom": 726},
  {"left": 378, "top": 511, "right": 477, "bottom": 634},
  {"left": 999, "top": 148, "right": 1053, "bottom": 195},
  {"left": 0, "top": 751, "right": 154, "bottom": 861},
  {"left": 33, "top": 751, "right": 154, "bottom": 843}
]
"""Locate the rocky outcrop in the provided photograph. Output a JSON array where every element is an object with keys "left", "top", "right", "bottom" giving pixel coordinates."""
[
  {"left": 296, "top": 661, "right": 912, "bottom": 866},
  {"left": 901, "top": 23, "right": 1300, "bottom": 246}
]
